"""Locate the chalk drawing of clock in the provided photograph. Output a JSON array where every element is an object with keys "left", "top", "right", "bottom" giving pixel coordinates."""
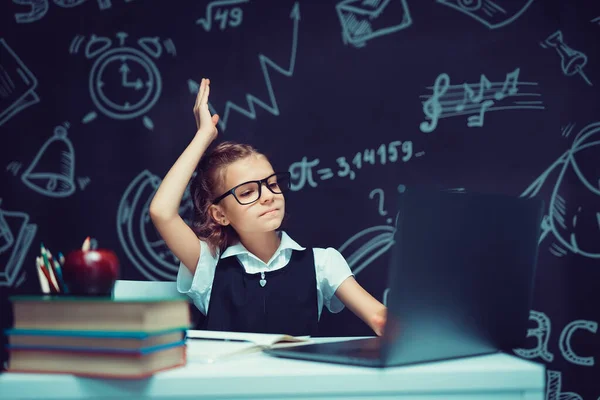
[{"left": 89, "top": 47, "right": 161, "bottom": 123}]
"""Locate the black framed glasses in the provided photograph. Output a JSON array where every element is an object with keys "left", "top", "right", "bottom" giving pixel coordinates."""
[{"left": 212, "top": 172, "right": 291, "bottom": 205}]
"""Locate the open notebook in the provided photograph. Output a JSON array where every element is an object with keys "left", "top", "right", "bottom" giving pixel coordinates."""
[{"left": 186, "top": 330, "right": 311, "bottom": 363}]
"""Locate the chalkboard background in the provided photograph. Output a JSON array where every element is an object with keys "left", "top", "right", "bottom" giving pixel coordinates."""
[{"left": 1, "top": 0, "right": 599, "bottom": 397}]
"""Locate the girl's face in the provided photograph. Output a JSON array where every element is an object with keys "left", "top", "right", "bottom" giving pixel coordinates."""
[{"left": 211, "top": 155, "right": 285, "bottom": 236}]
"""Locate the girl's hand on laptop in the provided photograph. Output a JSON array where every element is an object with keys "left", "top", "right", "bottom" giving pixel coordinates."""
[
  {"left": 373, "top": 307, "right": 387, "bottom": 337},
  {"left": 333, "top": 276, "right": 388, "bottom": 337}
]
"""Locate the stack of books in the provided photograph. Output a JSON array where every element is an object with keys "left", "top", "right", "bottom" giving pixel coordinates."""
[{"left": 4, "top": 295, "right": 190, "bottom": 379}]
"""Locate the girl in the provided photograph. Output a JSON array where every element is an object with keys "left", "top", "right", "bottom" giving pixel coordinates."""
[{"left": 150, "top": 78, "right": 387, "bottom": 336}]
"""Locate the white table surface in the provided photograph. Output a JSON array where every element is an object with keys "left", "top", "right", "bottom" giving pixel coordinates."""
[{"left": 0, "top": 337, "right": 546, "bottom": 400}]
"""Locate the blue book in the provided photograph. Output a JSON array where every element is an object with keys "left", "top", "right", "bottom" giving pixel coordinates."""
[{"left": 5, "top": 327, "right": 188, "bottom": 352}]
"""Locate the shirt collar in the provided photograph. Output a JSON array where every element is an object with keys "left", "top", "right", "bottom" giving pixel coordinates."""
[{"left": 220, "top": 231, "right": 305, "bottom": 259}]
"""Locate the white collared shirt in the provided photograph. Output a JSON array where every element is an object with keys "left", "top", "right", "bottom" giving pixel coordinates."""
[{"left": 177, "top": 231, "right": 354, "bottom": 320}]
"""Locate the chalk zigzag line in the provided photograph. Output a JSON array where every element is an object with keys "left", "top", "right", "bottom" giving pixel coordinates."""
[{"left": 189, "top": 2, "right": 300, "bottom": 131}]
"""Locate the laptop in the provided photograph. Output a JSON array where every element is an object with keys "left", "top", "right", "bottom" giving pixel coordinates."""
[{"left": 265, "top": 187, "right": 545, "bottom": 367}]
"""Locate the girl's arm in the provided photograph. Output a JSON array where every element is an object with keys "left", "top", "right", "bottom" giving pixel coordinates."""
[
  {"left": 335, "top": 277, "right": 387, "bottom": 336},
  {"left": 149, "top": 78, "right": 219, "bottom": 274}
]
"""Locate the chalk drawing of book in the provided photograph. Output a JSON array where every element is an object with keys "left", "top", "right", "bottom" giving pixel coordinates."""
[
  {"left": 336, "top": 0, "right": 412, "bottom": 48},
  {"left": 0, "top": 199, "right": 37, "bottom": 287},
  {"left": 0, "top": 39, "right": 40, "bottom": 127}
]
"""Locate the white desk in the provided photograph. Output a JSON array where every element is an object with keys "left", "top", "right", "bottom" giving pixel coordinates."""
[{"left": 0, "top": 338, "right": 545, "bottom": 400}]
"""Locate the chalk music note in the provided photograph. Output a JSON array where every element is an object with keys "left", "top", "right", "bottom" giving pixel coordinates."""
[
  {"left": 467, "top": 99, "right": 494, "bottom": 127},
  {"left": 494, "top": 68, "right": 520, "bottom": 100},
  {"left": 456, "top": 75, "right": 492, "bottom": 112},
  {"left": 420, "top": 73, "right": 450, "bottom": 133}
]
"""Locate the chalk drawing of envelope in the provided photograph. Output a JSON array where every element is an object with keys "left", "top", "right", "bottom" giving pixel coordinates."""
[
  {"left": 436, "top": 0, "right": 535, "bottom": 30},
  {"left": 336, "top": 0, "right": 412, "bottom": 48},
  {"left": 0, "top": 203, "right": 37, "bottom": 287},
  {"left": 0, "top": 39, "right": 40, "bottom": 127}
]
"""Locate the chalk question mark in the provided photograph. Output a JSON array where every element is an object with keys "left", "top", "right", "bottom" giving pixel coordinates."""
[{"left": 369, "top": 188, "right": 392, "bottom": 224}]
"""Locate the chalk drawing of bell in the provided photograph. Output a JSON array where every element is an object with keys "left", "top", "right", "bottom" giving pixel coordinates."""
[
  {"left": 436, "top": 0, "right": 535, "bottom": 29},
  {"left": 21, "top": 125, "right": 76, "bottom": 198},
  {"left": 336, "top": 0, "right": 412, "bottom": 48},
  {"left": 521, "top": 122, "right": 600, "bottom": 259}
]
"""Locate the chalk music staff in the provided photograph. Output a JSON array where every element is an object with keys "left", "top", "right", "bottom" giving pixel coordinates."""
[{"left": 419, "top": 68, "right": 545, "bottom": 133}]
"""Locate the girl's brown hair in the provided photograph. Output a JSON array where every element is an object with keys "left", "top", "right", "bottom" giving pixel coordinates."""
[{"left": 190, "top": 141, "right": 262, "bottom": 255}]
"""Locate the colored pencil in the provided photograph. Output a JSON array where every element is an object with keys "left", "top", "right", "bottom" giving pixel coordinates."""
[
  {"left": 48, "top": 249, "right": 66, "bottom": 293},
  {"left": 36, "top": 257, "right": 50, "bottom": 294},
  {"left": 41, "top": 247, "right": 60, "bottom": 293},
  {"left": 37, "top": 257, "right": 55, "bottom": 294},
  {"left": 53, "top": 259, "right": 69, "bottom": 294},
  {"left": 82, "top": 236, "right": 91, "bottom": 251}
]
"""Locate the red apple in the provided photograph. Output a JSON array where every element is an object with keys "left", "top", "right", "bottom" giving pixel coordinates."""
[{"left": 62, "top": 249, "right": 120, "bottom": 296}]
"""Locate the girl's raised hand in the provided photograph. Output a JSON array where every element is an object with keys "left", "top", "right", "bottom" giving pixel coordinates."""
[{"left": 193, "top": 78, "right": 220, "bottom": 141}]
